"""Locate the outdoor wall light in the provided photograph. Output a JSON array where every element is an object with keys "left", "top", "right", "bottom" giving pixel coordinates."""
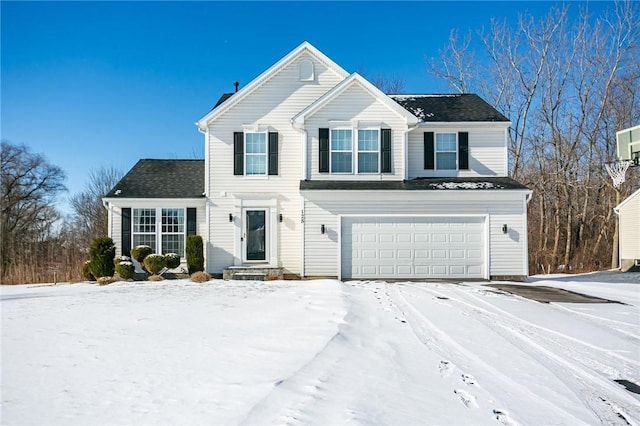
[
  {"left": 229, "top": 213, "right": 233, "bottom": 223},
  {"left": 502, "top": 224, "right": 508, "bottom": 234},
  {"left": 279, "top": 214, "right": 283, "bottom": 223},
  {"left": 321, "top": 224, "right": 326, "bottom": 234}
]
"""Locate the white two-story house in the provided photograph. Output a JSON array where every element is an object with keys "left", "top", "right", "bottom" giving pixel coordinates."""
[{"left": 104, "top": 41, "right": 531, "bottom": 281}]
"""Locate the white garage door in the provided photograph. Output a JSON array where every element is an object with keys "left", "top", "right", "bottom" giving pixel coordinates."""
[{"left": 341, "top": 216, "right": 485, "bottom": 279}]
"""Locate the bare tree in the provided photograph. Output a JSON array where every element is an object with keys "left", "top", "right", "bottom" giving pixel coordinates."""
[
  {"left": 430, "top": 1, "right": 640, "bottom": 273},
  {"left": 68, "top": 165, "right": 123, "bottom": 249},
  {"left": 1, "top": 141, "right": 66, "bottom": 283},
  {"left": 369, "top": 73, "right": 406, "bottom": 94}
]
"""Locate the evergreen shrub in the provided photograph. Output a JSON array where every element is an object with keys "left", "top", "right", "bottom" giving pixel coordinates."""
[
  {"left": 186, "top": 235, "right": 204, "bottom": 274},
  {"left": 89, "top": 237, "right": 115, "bottom": 278},
  {"left": 143, "top": 254, "right": 167, "bottom": 275},
  {"left": 131, "top": 245, "right": 153, "bottom": 265},
  {"left": 115, "top": 261, "right": 135, "bottom": 280},
  {"left": 165, "top": 253, "right": 181, "bottom": 269}
]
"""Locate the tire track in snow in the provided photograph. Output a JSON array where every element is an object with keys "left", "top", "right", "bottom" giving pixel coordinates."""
[
  {"left": 550, "top": 304, "right": 640, "bottom": 341},
  {"left": 388, "top": 284, "right": 586, "bottom": 425},
  {"left": 400, "top": 283, "right": 640, "bottom": 425}
]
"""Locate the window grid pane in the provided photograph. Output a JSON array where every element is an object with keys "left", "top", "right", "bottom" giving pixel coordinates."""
[
  {"left": 132, "top": 234, "right": 156, "bottom": 252},
  {"left": 358, "top": 152, "right": 379, "bottom": 173},
  {"left": 246, "top": 155, "right": 266, "bottom": 175},
  {"left": 331, "top": 129, "right": 352, "bottom": 151},
  {"left": 358, "top": 129, "right": 379, "bottom": 151},
  {"left": 331, "top": 152, "right": 353, "bottom": 173},
  {"left": 246, "top": 133, "right": 266, "bottom": 154},
  {"left": 133, "top": 209, "right": 156, "bottom": 233},
  {"left": 161, "top": 235, "right": 184, "bottom": 256}
]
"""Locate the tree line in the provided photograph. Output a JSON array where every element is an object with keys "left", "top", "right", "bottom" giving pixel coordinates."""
[
  {"left": 430, "top": 1, "right": 639, "bottom": 273},
  {"left": 1, "top": 141, "right": 122, "bottom": 284}
]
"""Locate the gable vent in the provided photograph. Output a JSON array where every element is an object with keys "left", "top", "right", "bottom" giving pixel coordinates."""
[{"left": 298, "top": 59, "right": 314, "bottom": 82}]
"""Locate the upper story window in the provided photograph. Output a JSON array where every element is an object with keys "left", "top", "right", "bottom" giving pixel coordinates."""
[
  {"left": 234, "top": 131, "right": 278, "bottom": 176},
  {"left": 331, "top": 129, "right": 353, "bottom": 173},
  {"left": 435, "top": 133, "right": 457, "bottom": 170},
  {"left": 245, "top": 132, "right": 267, "bottom": 175},
  {"left": 424, "top": 131, "right": 469, "bottom": 171},
  {"left": 320, "top": 127, "right": 391, "bottom": 174},
  {"left": 358, "top": 129, "right": 380, "bottom": 173}
]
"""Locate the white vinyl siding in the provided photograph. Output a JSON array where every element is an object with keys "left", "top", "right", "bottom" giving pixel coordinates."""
[
  {"left": 302, "top": 191, "right": 528, "bottom": 278},
  {"left": 618, "top": 190, "right": 640, "bottom": 261},
  {"left": 408, "top": 126, "right": 509, "bottom": 178},
  {"left": 205, "top": 51, "right": 345, "bottom": 274}
]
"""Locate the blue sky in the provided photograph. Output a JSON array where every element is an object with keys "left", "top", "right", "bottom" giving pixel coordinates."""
[{"left": 1, "top": 1, "right": 607, "bottom": 213}]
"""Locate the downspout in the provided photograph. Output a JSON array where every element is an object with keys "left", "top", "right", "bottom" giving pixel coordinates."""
[{"left": 197, "top": 124, "right": 210, "bottom": 272}]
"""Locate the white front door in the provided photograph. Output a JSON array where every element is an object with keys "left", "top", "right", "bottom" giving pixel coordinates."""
[{"left": 243, "top": 209, "right": 268, "bottom": 262}]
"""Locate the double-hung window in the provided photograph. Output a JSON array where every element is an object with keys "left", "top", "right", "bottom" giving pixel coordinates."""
[
  {"left": 133, "top": 208, "right": 157, "bottom": 252},
  {"left": 245, "top": 132, "right": 267, "bottom": 175},
  {"left": 435, "top": 133, "right": 457, "bottom": 170},
  {"left": 357, "top": 129, "right": 380, "bottom": 173},
  {"left": 161, "top": 209, "right": 185, "bottom": 256},
  {"left": 330, "top": 129, "right": 353, "bottom": 173}
]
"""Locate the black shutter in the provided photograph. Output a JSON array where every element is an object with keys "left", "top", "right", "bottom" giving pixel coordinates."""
[
  {"left": 319, "top": 128, "right": 330, "bottom": 173},
  {"left": 268, "top": 132, "right": 278, "bottom": 175},
  {"left": 424, "top": 132, "right": 434, "bottom": 170},
  {"left": 381, "top": 129, "right": 392, "bottom": 173},
  {"left": 458, "top": 132, "right": 469, "bottom": 170},
  {"left": 187, "top": 208, "right": 197, "bottom": 236},
  {"left": 234, "top": 132, "right": 244, "bottom": 175},
  {"left": 121, "top": 208, "right": 132, "bottom": 257}
]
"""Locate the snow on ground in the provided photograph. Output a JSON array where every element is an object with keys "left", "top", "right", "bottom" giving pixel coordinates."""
[{"left": 1, "top": 272, "right": 639, "bottom": 425}]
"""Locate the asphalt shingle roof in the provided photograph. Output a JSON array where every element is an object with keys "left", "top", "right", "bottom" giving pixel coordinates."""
[
  {"left": 105, "top": 159, "right": 205, "bottom": 199},
  {"left": 213, "top": 93, "right": 234, "bottom": 110},
  {"left": 300, "top": 177, "right": 529, "bottom": 191},
  {"left": 390, "top": 94, "right": 509, "bottom": 122}
]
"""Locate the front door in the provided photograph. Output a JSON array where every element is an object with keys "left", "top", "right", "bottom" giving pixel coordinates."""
[{"left": 243, "top": 209, "right": 267, "bottom": 262}]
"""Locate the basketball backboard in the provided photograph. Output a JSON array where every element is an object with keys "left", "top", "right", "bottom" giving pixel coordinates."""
[{"left": 616, "top": 125, "right": 640, "bottom": 165}]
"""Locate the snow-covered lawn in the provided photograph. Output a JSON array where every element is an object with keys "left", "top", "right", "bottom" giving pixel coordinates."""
[{"left": 1, "top": 273, "right": 639, "bottom": 425}]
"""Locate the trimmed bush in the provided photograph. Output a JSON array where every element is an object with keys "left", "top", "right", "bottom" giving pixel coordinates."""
[
  {"left": 165, "top": 253, "right": 181, "bottom": 269},
  {"left": 143, "top": 254, "right": 167, "bottom": 275},
  {"left": 115, "top": 261, "right": 135, "bottom": 280},
  {"left": 186, "top": 235, "right": 204, "bottom": 274},
  {"left": 113, "top": 255, "right": 131, "bottom": 267},
  {"left": 89, "top": 237, "right": 115, "bottom": 279},
  {"left": 131, "top": 245, "right": 153, "bottom": 265},
  {"left": 190, "top": 271, "right": 211, "bottom": 283},
  {"left": 82, "top": 260, "right": 95, "bottom": 281}
]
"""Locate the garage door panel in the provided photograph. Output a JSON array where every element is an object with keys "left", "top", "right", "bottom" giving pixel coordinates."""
[{"left": 342, "top": 217, "right": 485, "bottom": 279}]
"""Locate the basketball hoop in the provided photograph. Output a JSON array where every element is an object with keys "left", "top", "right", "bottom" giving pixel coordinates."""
[{"left": 605, "top": 160, "right": 632, "bottom": 188}]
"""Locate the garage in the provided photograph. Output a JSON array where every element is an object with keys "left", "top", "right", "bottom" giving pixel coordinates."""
[{"left": 341, "top": 216, "right": 486, "bottom": 280}]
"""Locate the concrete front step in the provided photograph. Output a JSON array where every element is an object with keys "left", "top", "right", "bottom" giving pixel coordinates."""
[{"left": 223, "top": 266, "right": 283, "bottom": 281}]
